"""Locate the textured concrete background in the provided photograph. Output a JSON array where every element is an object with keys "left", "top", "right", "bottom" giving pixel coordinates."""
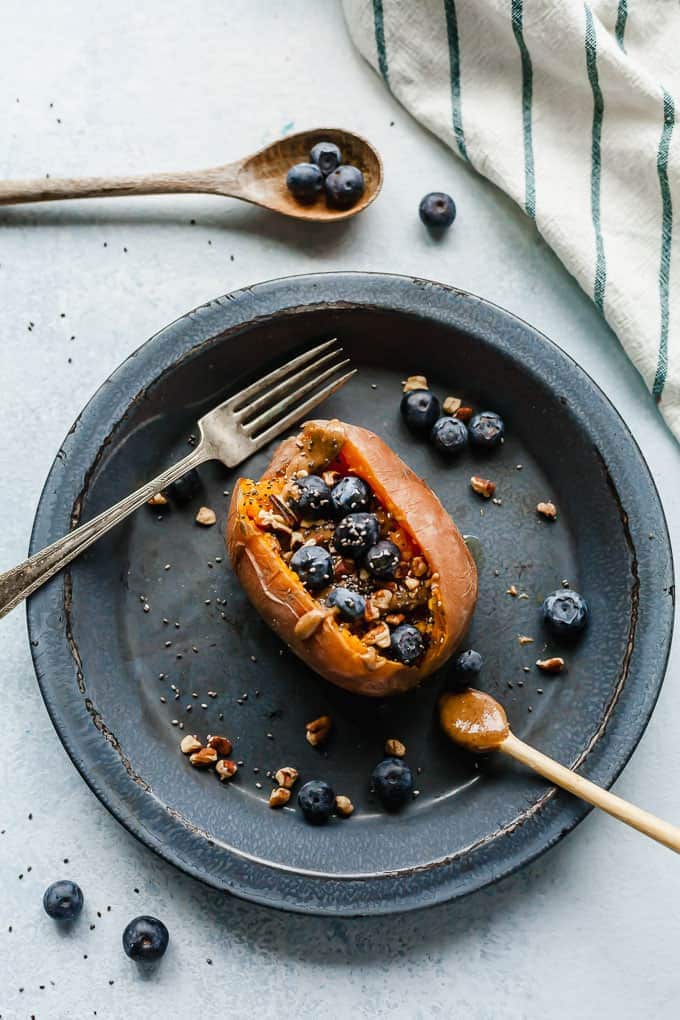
[{"left": 0, "top": 2, "right": 678, "bottom": 1018}]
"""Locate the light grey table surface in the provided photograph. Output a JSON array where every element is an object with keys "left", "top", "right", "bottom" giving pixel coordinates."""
[{"left": 0, "top": 2, "right": 678, "bottom": 1018}]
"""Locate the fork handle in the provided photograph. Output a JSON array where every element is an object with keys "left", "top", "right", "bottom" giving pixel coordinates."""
[{"left": 0, "top": 446, "right": 207, "bottom": 620}]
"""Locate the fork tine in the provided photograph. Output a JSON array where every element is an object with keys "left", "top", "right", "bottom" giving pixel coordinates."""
[
  {"left": 249, "top": 370, "right": 356, "bottom": 451},
  {"left": 225, "top": 338, "right": 339, "bottom": 411},
  {"left": 236, "top": 349, "right": 345, "bottom": 423},
  {"left": 242, "top": 359, "right": 351, "bottom": 435}
]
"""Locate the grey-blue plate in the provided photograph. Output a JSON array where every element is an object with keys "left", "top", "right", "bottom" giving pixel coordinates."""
[{"left": 27, "top": 273, "right": 674, "bottom": 915}]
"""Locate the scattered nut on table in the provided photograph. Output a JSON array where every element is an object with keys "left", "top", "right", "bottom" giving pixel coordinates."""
[
  {"left": 385, "top": 738, "right": 406, "bottom": 757},
  {"left": 442, "top": 395, "right": 462, "bottom": 415},
  {"left": 269, "top": 786, "right": 291, "bottom": 809},
  {"left": 195, "top": 506, "right": 217, "bottom": 526},
  {"left": 334, "top": 795, "right": 354, "bottom": 817},
  {"left": 455, "top": 406, "right": 474, "bottom": 422},
  {"left": 536, "top": 656, "right": 565, "bottom": 672},
  {"left": 518, "top": 634, "right": 534, "bottom": 645},
  {"left": 215, "top": 759, "right": 238, "bottom": 781},
  {"left": 536, "top": 501, "right": 558, "bottom": 520},
  {"left": 306, "top": 715, "right": 332, "bottom": 747},
  {"left": 275, "top": 766, "right": 299, "bottom": 789},
  {"left": 506, "top": 585, "right": 519, "bottom": 597},
  {"left": 147, "top": 492, "right": 168, "bottom": 506},
  {"left": 470, "top": 476, "right": 496, "bottom": 499}
]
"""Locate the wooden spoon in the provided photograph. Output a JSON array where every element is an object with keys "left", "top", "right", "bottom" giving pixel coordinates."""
[
  {"left": 439, "top": 688, "right": 680, "bottom": 852},
  {"left": 0, "top": 127, "right": 382, "bottom": 222}
]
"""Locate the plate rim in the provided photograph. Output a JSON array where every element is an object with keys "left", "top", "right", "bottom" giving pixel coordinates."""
[{"left": 27, "top": 271, "right": 675, "bottom": 915}]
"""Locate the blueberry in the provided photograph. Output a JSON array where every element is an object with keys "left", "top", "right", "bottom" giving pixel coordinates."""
[
  {"left": 310, "top": 140, "right": 342, "bottom": 176},
  {"left": 372, "top": 757, "right": 414, "bottom": 809},
  {"left": 289, "top": 475, "right": 332, "bottom": 518},
  {"left": 327, "top": 586, "right": 366, "bottom": 621},
  {"left": 330, "top": 476, "right": 371, "bottom": 516},
  {"left": 468, "top": 411, "right": 505, "bottom": 449},
  {"left": 43, "top": 880, "right": 84, "bottom": 921},
  {"left": 167, "top": 468, "right": 201, "bottom": 503},
  {"left": 290, "top": 545, "right": 333, "bottom": 590},
  {"left": 334, "top": 512, "right": 380, "bottom": 559},
  {"left": 430, "top": 416, "right": 468, "bottom": 455},
  {"left": 286, "top": 162, "right": 324, "bottom": 202},
  {"left": 365, "top": 539, "right": 401, "bottom": 579},
  {"left": 419, "top": 192, "right": 456, "bottom": 229},
  {"left": 122, "top": 916, "right": 169, "bottom": 962},
  {"left": 453, "top": 648, "right": 483, "bottom": 674},
  {"left": 325, "top": 165, "right": 365, "bottom": 209},
  {"left": 401, "top": 389, "right": 441, "bottom": 431},
  {"left": 389, "top": 624, "right": 425, "bottom": 666},
  {"left": 298, "top": 779, "right": 335, "bottom": 824},
  {"left": 542, "top": 589, "right": 589, "bottom": 639}
]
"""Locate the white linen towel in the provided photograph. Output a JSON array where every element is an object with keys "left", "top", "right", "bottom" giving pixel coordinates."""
[{"left": 343, "top": 0, "right": 680, "bottom": 440}]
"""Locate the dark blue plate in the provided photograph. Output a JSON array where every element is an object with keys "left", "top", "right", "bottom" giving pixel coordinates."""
[{"left": 27, "top": 273, "right": 674, "bottom": 915}]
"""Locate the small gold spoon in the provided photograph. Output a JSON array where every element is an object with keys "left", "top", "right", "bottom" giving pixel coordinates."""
[
  {"left": 440, "top": 688, "right": 680, "bottom": 853},
  {"left": 0, "top": 127, "right": 382, "bottom": 222}
]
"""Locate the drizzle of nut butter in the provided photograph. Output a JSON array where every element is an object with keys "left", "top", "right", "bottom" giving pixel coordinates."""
[{"left": 439, "top": 689, "right": 509, "bottom": 752}]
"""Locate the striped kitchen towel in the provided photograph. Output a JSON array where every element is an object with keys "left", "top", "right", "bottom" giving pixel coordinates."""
[{"left": 343, "top": 0, "right": 680, "bottom": 440}]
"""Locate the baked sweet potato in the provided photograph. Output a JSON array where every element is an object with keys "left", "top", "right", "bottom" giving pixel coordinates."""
[{"left": 226, "top": 419, "right": 477, "bottom": 697}]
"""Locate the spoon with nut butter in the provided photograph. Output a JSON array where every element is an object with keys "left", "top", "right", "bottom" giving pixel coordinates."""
[
  {"left": 439, "top": 688, "right": 680, "bottom": 853},
  {"left": 0, "top": 128, "right": 382, "bottom": 222}
]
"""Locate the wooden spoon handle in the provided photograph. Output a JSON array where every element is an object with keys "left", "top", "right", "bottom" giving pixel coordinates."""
[
  {"left": 501, "top": 732, "right": 680, "bottom": 853},
  {"left": 0, "top": 165, "right": 242, "bottom": 206}
]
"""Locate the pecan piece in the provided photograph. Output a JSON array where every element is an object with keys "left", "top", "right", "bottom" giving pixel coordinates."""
[
  {"left": 518, "top": 634, "right": 534, "bottom": 646},
  {"left": 147, "top": 492, "right": 168, "bottom": 507},
  {"left": 334, "top": 795, "right": 354, "bottom": 817},
  {"left": 442, "top": 395, "right": 462, "bottom": 415},
  {"left": 402, "top": 374, "right": 428, "bottom": 393},
  {"left": 189, "top": 746, "right": 218, "bottom": 767},
  {"left": 536, "top": 501, "right": 558, "bottom": 521},
  {"left": 269, "top": 787, "right": 291, "bottom": 809},
  {"left": 274, "top": 766, "right": 299, "bottom": 789},
  {"left": 536, "top": 656, "right": 565, "bottom": 673},
  {"left": 215, "top": 759, "right": 238, "bottom": 781},
  {"left": 207, "top": 734, "right": 233, "bottom": 756},
  {"left": 180, "top": 735, "right": 202, "bottom": 755},
  {"left": 455, "top": 406, "right": 474, "bottom": 423},
  {"left": 195, "top": 506, "right": 217, "bottom": 526},
  {"left": 363, "top": 622, "right": 391, "bottom": 649},
  {"left": 470, "top": 476, "right": 496, "bottom": 499},
  {"left": 385, "top": 738, "right": 406, "bottom": 757},
  {"left": 306, "top": 715, "right": 332, "bottom": 746}
]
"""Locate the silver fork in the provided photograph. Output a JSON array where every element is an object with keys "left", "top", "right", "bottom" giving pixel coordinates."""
[{"left": 0, "top": 339, "right": 354, "bottom": 619}]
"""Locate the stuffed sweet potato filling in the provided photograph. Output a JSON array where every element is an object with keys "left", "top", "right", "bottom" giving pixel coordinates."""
[{"left": 239, "top": 462, "right": 436, "bottom": 666}]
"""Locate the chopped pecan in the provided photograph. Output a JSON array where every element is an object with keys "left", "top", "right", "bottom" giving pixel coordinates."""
[
  {"left": 306, "top": 715, "right": 332, "bottom": 746},
  {"left": 402, "top": 374, "right": 428, "bottom": 393},
  {"left": 334, "top": 795, "right": 354, "bottom": 817},
  {"left": 403, "top": 576, "right": 420, "bottom": 592},
  {"left": 362, "top": 622, "right": 391, "bottom": 649},
  {"left": 536, "top": 656, "right": 565, "bottom": 673},
  {"left": 207, "top": 734, "right": 232, "bottom": 756},
  {"left": 455, "top": 406, "right": 474, "bottom": 423},
  {"left": 470, "top": 476, "right": 496, "bottom": 499},
  {"left": 385, "top": 738, "right": 406, "bottom": 757},
  {"left": 147, "top": 492, "right": 168, "bottom": 507},
  {"left": 215, "top": 759, "right": 238, "bottom": 781},
  {"left": 269, "top": 786, "right": 291, "bottom": 808},
  {"left": 363, "top": 597, "right": 381, "bottom": 622},
  {"left": 322, "top": 469, "right": 341, "bottom": 488},
  {"left": 334, "top": 558, "right": 356, "bottom": 578},
  {"left": 256, "top": 508, "right": 292, "bottom": 534},
  {"left": 360, "top": 647, "right": 383, "bottom": 671},
  {"left": 189, "top": 746, "right": 218, "bottom": 767},
  {"left": 536, "top": 501, "right": 558, "bottom": 521},
  {"left": 195, "top": 506, "right": 217, "bottom": 527},
  {"left": 294, "top": 608, "right": 327, "bottom": 640},
  {"left": 274, "top": 766, "right": 299, "bottom": 789},
  {"left": 442, "top": 395, "right": 462, "bottom": 415},
  {"left": 385, "top": 613, "right": 405, "bottom": 626},
  {"left": 518, "top": 634, "right": 534, "bottom": 646},
  {"left": 372, "top": 589, "right": 393, "bottom": 610},
  {"left": 411, "top": 556, "right": 428, "bottom": 578},
  {"left": 180, "top": 735, "right": 202, "bottom": 755},
  {"left": 506, "top": 585, "right": 518, "bottom": 597}
]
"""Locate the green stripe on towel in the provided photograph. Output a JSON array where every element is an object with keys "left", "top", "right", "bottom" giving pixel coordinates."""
[
  {"left": 653, "top": 90, "right": 675, "bottom": 400},
  {"left": 511, "top": 0, "right": 536, "bottom": 218},
  {"left": 443, "top": 0, "right": 469, "bottom": 161},
  {"left": 585, "top": 5, "right": 607, "bottom": 314},
  {"left": 372, "top": 0, "right": 389, "bottom": 86},
  {"left": 615, "top": 0, "right": 628, "bottom": 51}
]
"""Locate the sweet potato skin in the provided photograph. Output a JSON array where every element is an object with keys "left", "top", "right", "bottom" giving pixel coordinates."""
[{"left": 227, "top": 420, "right": 477, "bottom": 697}]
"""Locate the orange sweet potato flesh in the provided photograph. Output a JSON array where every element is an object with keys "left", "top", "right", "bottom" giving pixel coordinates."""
[{"left": 226, "top": 420, "right": 477, "bottom": 697}]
